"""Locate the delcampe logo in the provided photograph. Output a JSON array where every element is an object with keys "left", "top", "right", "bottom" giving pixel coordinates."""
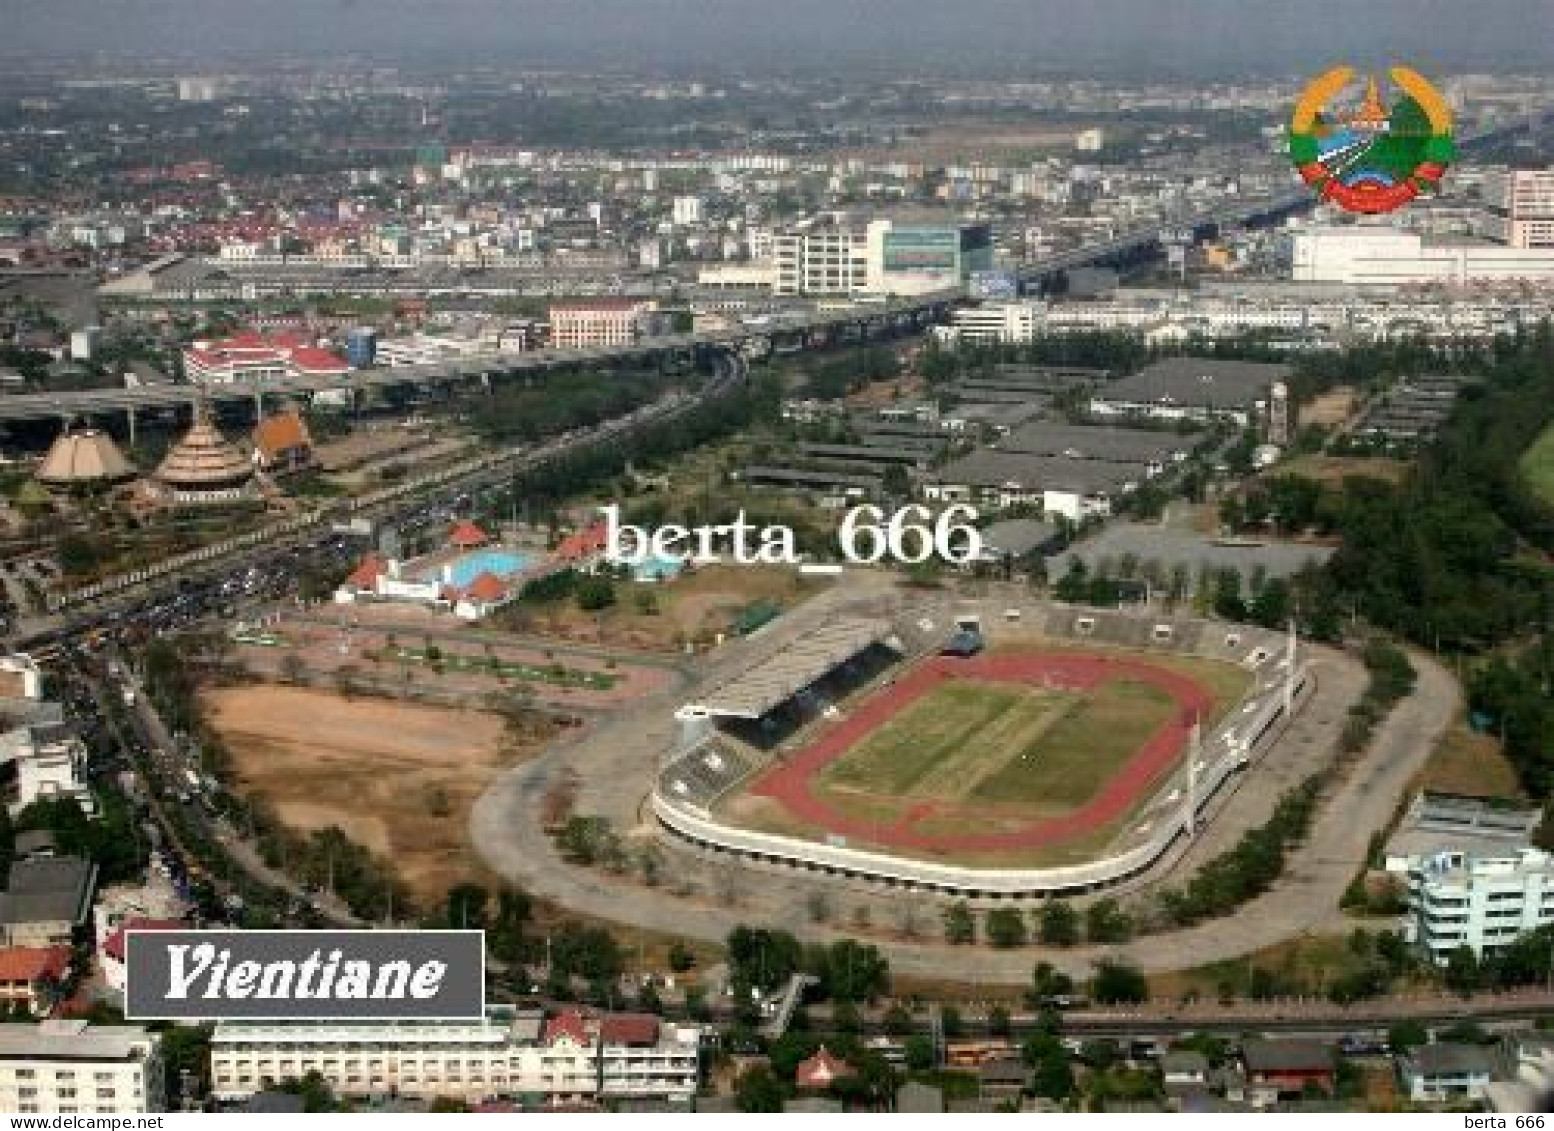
[
  {"left": 124, "top": 930, "right": 485, "bottom": 1021},
  {"left": 1288, "top": 64, "right": 1455, "bottom": 214}
]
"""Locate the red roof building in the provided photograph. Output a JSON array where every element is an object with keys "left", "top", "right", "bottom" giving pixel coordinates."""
[
  {"left": 555, "top": 523, "right": 609, "bottom": 563},
  {"left": 543, "top": 1010, "right": 593, "bottom": 1047},
  {"left": 344, "top": 553, "right": 388, "bottom": 593},
  {"left": 599, "top": 1013, "right": 660, "bottom": 1047},
  {"left": 460, "top": 571, "right": 508, "bottom": 604},
  {"left": 795, "top": 1046, "right": 856, "bottom": 1090},
  {"left": 182, "top": 332, "right": 348, "bottom": 385},
  {"left": 449, "top": 520, "right": 491, "bottom": 549},
  {"left": 0, "top": 945, "right": 71, "bottom": 1016}
]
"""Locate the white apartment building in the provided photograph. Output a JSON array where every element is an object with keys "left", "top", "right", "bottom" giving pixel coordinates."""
[
  {"left": 1404, "top": 847, "right": 1554, "bottom": 962},
  {"left": 210, "top": 1008, "right": 700, "bottom": 1107},
  {"left": 547, "top": 299, "right": 662, "bottom": 349},
  {"left": 1483, "top": 168, "right": 1554, "bottom": 250},
  {"left": 1291, "top": 224, "right": 1554, "bottom": 285},
  {"left": 0, "top": 722, "right": 94, "bottom": 817},
  {"left": 0, "top": 1021, "right": 165, "bottom": 1114},
  {"left": 672, "top": 196, "right": 704, "bottom": 226},
  {"left": 947, "top": 301, "right": 1045, "bottom": 343},
  {"left": 774, "top": 225, "right": 871, "bottom": 296}
]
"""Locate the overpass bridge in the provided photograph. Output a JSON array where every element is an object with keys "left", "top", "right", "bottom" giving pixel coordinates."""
[
  {"left": 0, "top": 292, "right": 956, "bottom": 432},
  {"left": 1016, "top": 115, "right": 1541, "bottom": 291}
]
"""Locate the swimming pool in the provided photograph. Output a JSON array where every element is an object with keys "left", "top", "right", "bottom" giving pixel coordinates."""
[{"left": 440, "top": 548, "right": 533, "bottom": 589}]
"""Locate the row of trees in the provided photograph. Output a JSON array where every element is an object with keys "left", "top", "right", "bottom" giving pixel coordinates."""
[
  {"left": 941, "top": 898, "right": 1133, "bottom": 948},
  {"left": 726, "top": 926, "right": 891, "bottom": 1006},
  {"left": 1154, "top": 775, "right": 1322, "bottom": 928}
]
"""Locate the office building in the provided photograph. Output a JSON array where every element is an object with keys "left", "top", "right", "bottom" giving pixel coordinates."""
[
  {"left": 1482, "top": 168, "right": 1554, "bottom": 249},
  {"left": 0, "top": 1021, "right": 165, "bottom": 1114},
  {"left": 547, "top": 298, "right": 663, "bottom": 349},
  {"left": 1291, "top": 224, "right": 1554, "bottom": 285},
  {"left": 947, "top": 301, "right": 1044, "bottom": 343},
  {"left": 774, "top": 223, "right": 870, "bottom": 296},
  {"left": 866, "top": 218, "right": 993, "bottom": 296},
  {"left": 1403, "top": 847, "right": 1554, "bottom": 962},
  {"left": 773, "top": 216, "right": 990, "bottom": 297}
]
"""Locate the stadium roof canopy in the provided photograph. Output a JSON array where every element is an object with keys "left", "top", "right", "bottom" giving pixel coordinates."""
[{"left": 688, "top": 617, "right": 894, "bottom": 719}]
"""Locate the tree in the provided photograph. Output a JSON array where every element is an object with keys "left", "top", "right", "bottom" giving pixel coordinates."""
[
  {"left": 278, "top": 652, "right": 307, "bottom": 684},
  {"left": 988, "top": 1005, "right": 1011, "bottom": 1037},
  {"left": 943, "top": 901, "right": 975, "bottom": 945},
  {"left": 815, "top": 938, "right": 891, "bottom": 1003},
  {"left": 1029, "top": 961, "right": 1076, "bottom": 1006},
  {"left": 986, "top": 907, "right": 1028, "bottom": 949},
  {"left": 1090, "top": 960, "right": 1148, "bottom": 1005},
  {"left": 1023, "top": 1031, "right": 1076, "bottom": 1101},
  {"left": 1387, "top": 1020, "right": 1428, "bottom": 1052},
  {"left": 736, "top": 1066, "right": 786, "bottom": 1112},
  {"left": 278, "top": 1070, "right": 341, "bottom": 1112},
  {"left": 668, "top": 941, "right": 696, "bottom": 973},
  {"left": 1084, "top": 899, "right": 1133, "bottom": 944},
  {"left": 905, "top": 1034, "right": 936, "bottom": 1072},
  {"left": 1443, "top": 945, "right": 1482, "bottom": 995},
  {"left": 1037, "top": 900, "right": 1079, "bottom": 947},
  {"left": 575, "top": 575, "right": 616, "bottom": 611},
  {"left": 726, "top": 926, "right": 803, "bottom": 996},
  {"left": 882, "top": 1003, "right": 914, "bottom": 1036}
]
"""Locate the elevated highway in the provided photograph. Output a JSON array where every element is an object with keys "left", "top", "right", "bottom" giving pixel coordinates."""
[{"left": 0, "top": 293, "right": 956, "bottom": 428}]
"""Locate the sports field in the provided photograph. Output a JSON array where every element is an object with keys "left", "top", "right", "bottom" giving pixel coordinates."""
[
  {"left": 730, "top": 649, "right": 1245, "bottom": 866},
  {"left": 816, "top": 678, "right": 1176, "bottom": 812}
]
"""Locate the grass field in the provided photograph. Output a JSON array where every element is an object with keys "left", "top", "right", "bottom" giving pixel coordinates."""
[
  {"left": 1520, "top": 420, "right": 1554, "bottom": 507},
  {"left": 817, "top": 681, "right": 1077, "bottom": 802},
  {"left": 815, "top": 676, "right": 1177, "bottom": 815},
  {"left": 969, "top": 679, "right": 1177, "bottom": 807}
]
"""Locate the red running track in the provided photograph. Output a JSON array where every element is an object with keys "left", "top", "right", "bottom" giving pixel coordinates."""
[{"left": 747, "top": 653, "right": 1213, "bottom": 853}]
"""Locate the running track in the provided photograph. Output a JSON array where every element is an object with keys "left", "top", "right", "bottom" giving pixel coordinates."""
[{"left": 747, "top": 653, "right": 1213, "bottom": 853}]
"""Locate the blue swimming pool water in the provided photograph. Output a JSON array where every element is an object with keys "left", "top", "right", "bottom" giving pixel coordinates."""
[
  {"left": 443, "top": 548, "right": 532, "bottom": 588},
  {"left": 634, "top": 554, "right": 686, "bottom": 583}
]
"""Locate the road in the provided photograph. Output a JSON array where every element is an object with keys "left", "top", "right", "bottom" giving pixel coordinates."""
[{"left": 472, "top": 628, "right": 1460, "bottom": 984}]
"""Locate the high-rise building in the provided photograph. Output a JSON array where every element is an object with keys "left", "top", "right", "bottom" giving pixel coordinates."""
[
  {"left": 773, "top": 224, "right": 871, "bottom": 296},
  {"left": 773, "top": 216, "right": 992, "bottom": 297},
  {"left": 1483, "top": 168, "right": 1554, "bottom": 249},
  {"left": 0, "top": 1022, "right": 165, "bottom": 1114}
]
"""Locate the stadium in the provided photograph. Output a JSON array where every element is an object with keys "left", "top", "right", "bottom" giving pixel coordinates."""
[{"left": 651, "top": 601, "right": 1311, "bottom": 898}]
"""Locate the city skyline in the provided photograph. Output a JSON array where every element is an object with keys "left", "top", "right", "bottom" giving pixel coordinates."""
[{"left": 2, "top": 0, "right": 1553, "bottom": 75}]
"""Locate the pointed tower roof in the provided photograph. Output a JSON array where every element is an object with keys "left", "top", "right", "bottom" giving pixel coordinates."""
[
  {"left": 156, "top": 401, "right": 253, "bottom": 488},
  {"left": 35, "top": 427, "right": 136, "bottom": 485}
]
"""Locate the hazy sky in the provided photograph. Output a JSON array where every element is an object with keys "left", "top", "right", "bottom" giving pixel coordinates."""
[{"left": 3, "top": 0, "right": 1551, "bottom": 75}]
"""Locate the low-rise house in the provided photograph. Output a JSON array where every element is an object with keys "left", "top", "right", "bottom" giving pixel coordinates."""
[
  {"left": 250, "top": 411, "right": 314, "bottom": 474},
  {"left": 0, "top": 722, "right": 94, "bottom": 816},
  {"left": 895, "top": 1081, "right": 944, "bottom": 1112},
  {"left": 1241, "top": 1039, "right": 1335, "bottom": 1105},
  {"left": 795, "top": 1046, "right": 855, "bottom": 1091},
  {"left": 1399, "top": 1042, "right": 1498, "bottom": 1105},
  {"left": 0, "top": 848, "right": 97, "bottom": 948},
  {"left": 1162, "top": 1049, "right": 1210, "bottom": 1087},
  {"left": 0, "top": 946, "right": 70, "bottom": 1016},
  {"left": 977, "top": 1056, "right": 1030, "bottom": 1098}
]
